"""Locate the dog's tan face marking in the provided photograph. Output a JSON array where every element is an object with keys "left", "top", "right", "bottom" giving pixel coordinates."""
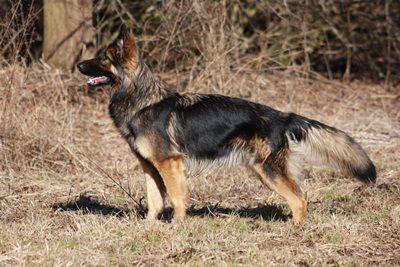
[
  {"left": 106, "top": 47, "right": 119, "bottom": 75},
  {"left": 109, "top": 65, "right": 119, "bottom": 77}
]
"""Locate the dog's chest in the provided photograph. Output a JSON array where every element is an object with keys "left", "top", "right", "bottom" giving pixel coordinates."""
[
  {"left": 109, "top": 104, "right": 154, "bottom": 157},
  {"left": 109, "top": 101, "right": 139, "bottom": 137}
]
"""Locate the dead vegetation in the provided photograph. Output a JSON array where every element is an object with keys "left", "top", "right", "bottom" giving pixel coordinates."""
[
  {"left": 1, "top": 1, "right": 400, "bottom": 266},
  {"left": 1, "top": 62, "right": 399, "bottom": 266}
]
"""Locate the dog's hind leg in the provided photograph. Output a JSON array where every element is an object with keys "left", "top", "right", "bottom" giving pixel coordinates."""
[
  {"left": 155, "top": 155, "right": 188, "bottom": 220},
  {"left": 251, "top": 162, "right": 307, "bottom": 224},
  {"left": 137, "top": 155, "right": 167, "bottom": 221}
]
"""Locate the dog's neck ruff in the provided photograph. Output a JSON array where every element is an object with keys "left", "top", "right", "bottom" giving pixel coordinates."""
[
  {"left": 127, "top": 64, "right": 170, "bottom": 101},
  {"left": 109, "top": 62, "right": 175, "bottom": 126}
]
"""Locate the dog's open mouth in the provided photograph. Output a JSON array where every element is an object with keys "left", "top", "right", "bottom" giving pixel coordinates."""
[{"left": 87, "top": 76, "right": 110, "bottom": 86}]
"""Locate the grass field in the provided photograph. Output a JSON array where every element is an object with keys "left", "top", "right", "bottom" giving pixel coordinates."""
[{"left": 0, "top": 64, "right": 399, "bottom": 266}]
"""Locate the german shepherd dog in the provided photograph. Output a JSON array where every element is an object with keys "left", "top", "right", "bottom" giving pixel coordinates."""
[{"left": 77, "top": 28, "right": 376, "bottom": 224}]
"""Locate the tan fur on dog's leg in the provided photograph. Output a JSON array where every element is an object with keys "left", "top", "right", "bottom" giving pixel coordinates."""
[
  {"left": 137, "top": 156, "right": 166, "bottom": 220},
  {"left": 145, "top": 174, "right": 165, "bottom": 220},
  {"left": 251, "top": 164, "right": 307, "bottom": 224},
  {"left": 156, "top": 155, "right": 188, "bottom": 220}
]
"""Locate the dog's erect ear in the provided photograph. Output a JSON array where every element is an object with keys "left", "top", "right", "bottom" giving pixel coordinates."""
[{"left": 117, "top": 25, "right": 138, "bottom": 65}]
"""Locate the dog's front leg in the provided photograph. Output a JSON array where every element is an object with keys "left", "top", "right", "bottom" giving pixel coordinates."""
[
  {"left": 155, "top": 155, "right": 188, "bottom": 220},
  {"left": 137, "top": 156, "right": 166, "bottom": 221}
]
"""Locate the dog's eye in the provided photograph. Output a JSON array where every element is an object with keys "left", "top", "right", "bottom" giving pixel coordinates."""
[{"left": 101, "top": 58, "right": 109, "bottom": 65}]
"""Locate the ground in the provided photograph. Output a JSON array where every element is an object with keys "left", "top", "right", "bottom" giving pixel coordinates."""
[{"left": 0, "top": 65, "right": 399, "bottom": 266}]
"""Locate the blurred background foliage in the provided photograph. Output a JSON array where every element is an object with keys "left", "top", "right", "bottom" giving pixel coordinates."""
[{"left": 1, "top": 0, "right": 399, "bottom": 82}]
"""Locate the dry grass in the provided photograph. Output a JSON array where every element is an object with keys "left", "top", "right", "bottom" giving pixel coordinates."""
[
  {"left": 0, "top": 61, "right": 399, "bottom": 266},
  {"left": 1, "top": 1, "right": 399, "bottom": 266}
]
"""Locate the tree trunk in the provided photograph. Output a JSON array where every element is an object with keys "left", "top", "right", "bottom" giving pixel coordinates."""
[{"left": 43, "top": 0, "right": 93, "bottom": 70}]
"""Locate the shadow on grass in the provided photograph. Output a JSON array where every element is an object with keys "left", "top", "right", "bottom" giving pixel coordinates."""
[
  {"left": 52, "top": 194, "right": 146, "bottom": 218},
  {"left": 53, "top": 194, "right": 289, "bottom": 222},
  {"left": 187, "top": 204, "right": 289, "bottom": 222}
]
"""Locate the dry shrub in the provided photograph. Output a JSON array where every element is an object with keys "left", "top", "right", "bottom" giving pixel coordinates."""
[
  {"left": 0, "top": 1, "right": 81, "bottom": 177},
  {"left": 94, "top": 0, "right": 239, "bottom": 92},
  {"left": 93, "top": 0, "right": 400, "bottom": 82},
  {"left": 0, "top": 65, "right": 83, "bottom": 175},
  {"left": 2, "top": 1, "right": 399, "bottom": 81},
  {"left": 0, "top": 0, "right": 41, "bottom": 65}
]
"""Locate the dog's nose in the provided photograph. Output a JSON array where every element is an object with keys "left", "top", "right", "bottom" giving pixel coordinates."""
[{"left": 77, "top": 61, "right": 86, "bottom": 72}]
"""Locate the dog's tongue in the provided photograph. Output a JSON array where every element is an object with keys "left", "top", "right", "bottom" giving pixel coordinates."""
[{"left": 88, "top": 76, "right": 109, "bottom": 86}]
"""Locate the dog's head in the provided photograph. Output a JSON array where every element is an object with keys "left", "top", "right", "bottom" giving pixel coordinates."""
[{"left": 77, "top": 27, "right": 139, "bottom": 88}]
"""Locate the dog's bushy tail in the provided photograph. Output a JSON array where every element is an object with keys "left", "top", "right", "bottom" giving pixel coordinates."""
[{"left": 286, "top": 114, "right": 376, "bottom": 183}]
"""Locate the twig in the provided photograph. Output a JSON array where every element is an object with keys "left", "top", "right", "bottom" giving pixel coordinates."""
[{"left": 58, "top": 142, "right": 144, "bottom": 209}]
